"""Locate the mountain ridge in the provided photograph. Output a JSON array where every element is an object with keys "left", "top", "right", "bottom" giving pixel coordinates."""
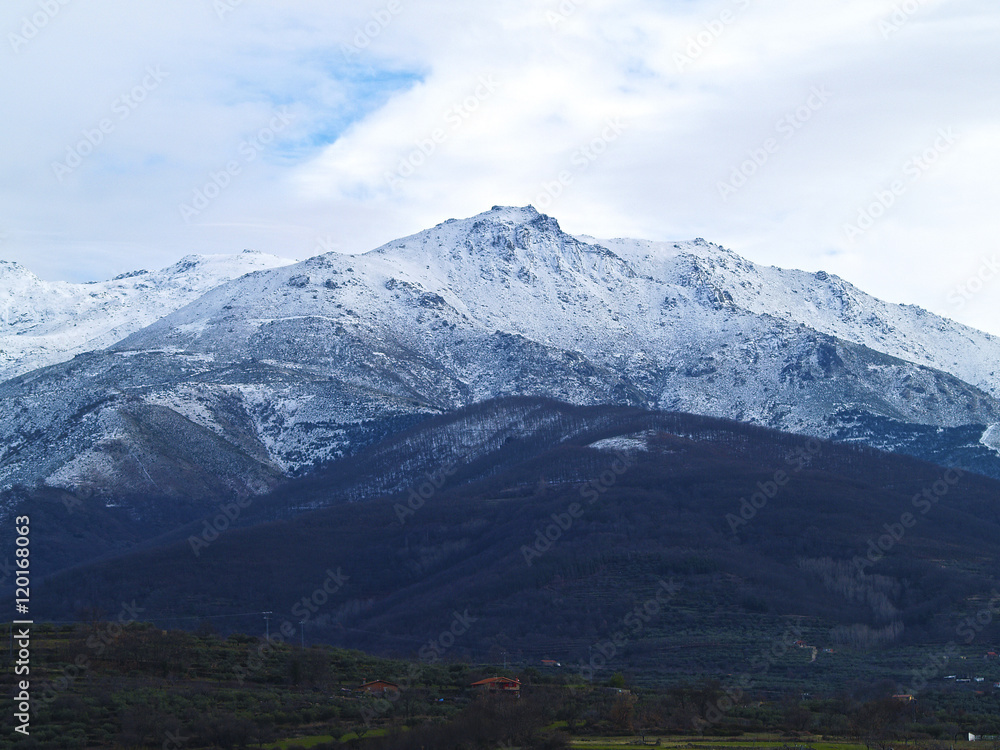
[
  {"left": 0, "top": 249, "right": 296, "bottom": 381},
  {"left": 1, "top": 206, "right": 997, "bottom": 513}
]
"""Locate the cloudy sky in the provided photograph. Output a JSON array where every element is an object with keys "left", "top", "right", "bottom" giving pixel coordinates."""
[{"left": 2, "top": 0, "right": 998, "bottom": 335}]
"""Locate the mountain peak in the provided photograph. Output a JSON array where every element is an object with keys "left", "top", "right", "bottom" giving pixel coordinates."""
[
  {"left": 368, "top": 205, "right": 582, "bottom": 269},
  {"left": 409, "top": 205, "right": 633, "bottom": 283},
  {"left": 432, "top": 205, "right": 551, "bottom": 231},
  {"left": 486, "top": 204, "right": 543, "bottom": 220},
  {"left": 4, "top": 206, "right": 1000, "bottom": 510},
  {"left": 0, "top": 259, "right": 38, "bottom": 281}
]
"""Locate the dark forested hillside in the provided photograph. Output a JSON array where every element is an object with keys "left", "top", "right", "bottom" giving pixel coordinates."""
[{"left": 23, "top": 398, "right": 1000, "bottom": 690}]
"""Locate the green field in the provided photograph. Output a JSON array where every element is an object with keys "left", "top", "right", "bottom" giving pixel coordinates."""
[{"left": 568, "top": 738, "right": 868, "bottom": 750}]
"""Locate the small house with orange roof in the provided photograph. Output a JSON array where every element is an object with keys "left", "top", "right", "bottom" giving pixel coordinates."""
[{"left": 471, "top": 676, "right": 521, "bottom": 698}]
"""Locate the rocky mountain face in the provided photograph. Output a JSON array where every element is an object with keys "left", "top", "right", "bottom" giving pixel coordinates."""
[{"left": 1, "top": 206, "right": 998, "bottom": 512}]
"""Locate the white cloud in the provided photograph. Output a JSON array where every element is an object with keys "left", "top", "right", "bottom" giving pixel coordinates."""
[{"left": 1, "top": 0, "right": 997, "bottom": 337}]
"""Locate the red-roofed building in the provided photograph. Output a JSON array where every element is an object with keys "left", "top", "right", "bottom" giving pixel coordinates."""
[
  {"left": 471, "top": 677, "right": 521, "bottom": 698},
  {"left": 358, "top": 680, "right": 400, "bottom": 696}
]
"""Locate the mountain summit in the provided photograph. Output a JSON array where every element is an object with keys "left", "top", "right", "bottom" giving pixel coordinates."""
[{"left": 1, "top": 207, "right": 998, "bottom": 508}]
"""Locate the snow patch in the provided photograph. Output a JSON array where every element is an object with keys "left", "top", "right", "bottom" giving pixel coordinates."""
[
  {"left": 175, "top": 320, "right": 209, "bottom": 335},
  {"left": 981, "top": 425, "right": 1000, "bottom": 455},
  {"left": 145, "top": 388, "right": 225, "bottom": 437},
  {"left": 588, "top": 434, "right": 650, "bottom": 453},
  {"left": 45, "top": 449, "right": 119, "bottom": 489}
]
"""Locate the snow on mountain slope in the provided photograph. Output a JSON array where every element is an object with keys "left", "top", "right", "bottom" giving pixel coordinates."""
[
  {"left": 588, "top": 235, "right": 1000, "bottom": 400},
  {"left": 1, "top": 206, "right": 998, "bottom": 505},
  {"left": 0, "top": 250, "right": 295, "bottom": 381},
  {"left": 125, "top": 206, "right": 998, "bottom": 411}
]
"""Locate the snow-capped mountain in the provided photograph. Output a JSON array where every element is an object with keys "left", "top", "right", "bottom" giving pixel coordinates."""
[
  {"left": 1, "top": 206, "right": 998, "bottom": 506},
  {"left": 0, "top": 250, "right": 295, "bottom": 381},
  {"left": 589, "top": 235, "right": 1000, "bottom": 400}
]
